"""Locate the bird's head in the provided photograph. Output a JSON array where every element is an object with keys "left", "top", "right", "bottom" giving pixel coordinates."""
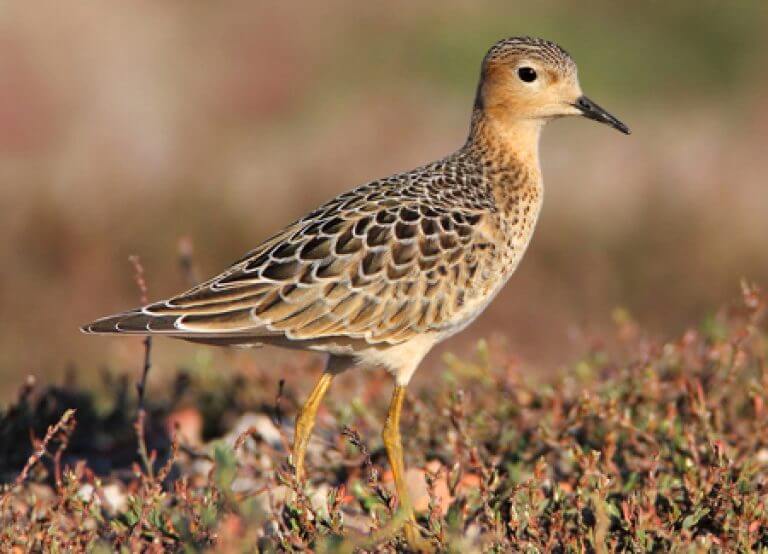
[{"left": 475, "top": 36, "right": 630, "bottom": 135}]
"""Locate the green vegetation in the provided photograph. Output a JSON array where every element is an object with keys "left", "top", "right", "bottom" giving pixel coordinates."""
[{"left": 1, "top": 284, "right": 766, "bottom": 551}]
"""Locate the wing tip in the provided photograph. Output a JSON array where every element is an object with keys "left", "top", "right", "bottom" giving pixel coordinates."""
[
  {"left": 81, "top": 311, "right": 134, "bottom": 335},
  {"left": 81, "top": 309, "right": 180, "bottom": 335}
]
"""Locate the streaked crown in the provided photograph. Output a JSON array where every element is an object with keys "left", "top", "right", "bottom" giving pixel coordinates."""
[{"left": 482, "top": 36, "right": 577, "bottom": 77}]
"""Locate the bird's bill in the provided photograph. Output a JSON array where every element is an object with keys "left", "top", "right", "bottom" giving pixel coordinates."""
[{"left": 573, "top": 95, "right": 630, "bottom": 135}]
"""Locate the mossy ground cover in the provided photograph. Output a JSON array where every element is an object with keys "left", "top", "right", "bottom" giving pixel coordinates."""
[{"left": 1, "top": 283, "right": 766, "bottom": 552}]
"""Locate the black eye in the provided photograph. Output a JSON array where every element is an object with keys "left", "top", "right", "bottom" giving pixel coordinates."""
[{"left": 517, "top": 67, "right": 537, "bottom": 83}]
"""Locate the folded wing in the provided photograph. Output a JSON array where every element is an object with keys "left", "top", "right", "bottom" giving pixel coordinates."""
[{"left": 83, "top": 182, "right": 493, "bottom": 347}]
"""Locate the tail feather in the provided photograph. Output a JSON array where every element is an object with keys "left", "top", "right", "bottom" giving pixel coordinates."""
[
  {"left": 81, "top": 309, "right": 180, "bottom": 335},
  {"left": 82, "top": 308, "right": 269, "bottom": 349},
  {"left": 81, "top": 306, "right": 276, "bottom": 340}
]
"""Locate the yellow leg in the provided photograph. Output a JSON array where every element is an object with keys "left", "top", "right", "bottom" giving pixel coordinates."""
[
  {"left": 292, "top": 371, "right": 334, "bottom": 482},
  {"left": 383, "top": 385, "right": 430, "bottom": 552}
]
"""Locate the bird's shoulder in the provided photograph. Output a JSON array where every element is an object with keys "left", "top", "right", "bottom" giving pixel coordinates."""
[{"left": 227, "top": 152, "right": 497, "bottom": 275}]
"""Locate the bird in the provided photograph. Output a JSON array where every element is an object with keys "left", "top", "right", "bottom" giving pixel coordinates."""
[{"left": 83, "top": 36, "right": 629, "bottom": 549}]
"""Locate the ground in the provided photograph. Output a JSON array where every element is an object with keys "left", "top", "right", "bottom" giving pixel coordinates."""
[{"left": 0, "top": 283, "right": 766, "bottom": 552}]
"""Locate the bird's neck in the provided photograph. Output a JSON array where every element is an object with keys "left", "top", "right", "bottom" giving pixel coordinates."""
[
  {"left": 464, "top": 107, "right": 545, "bottom": 221},
  {"left": 466, "top": 107, "right": 543, "bottom": 172}
]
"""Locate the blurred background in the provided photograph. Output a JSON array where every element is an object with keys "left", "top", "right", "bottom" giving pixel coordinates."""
[{"left": 1, "top": 1, "right": 767, "bottom": 403}]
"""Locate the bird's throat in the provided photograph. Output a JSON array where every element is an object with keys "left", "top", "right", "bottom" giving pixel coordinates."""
[{"left": 467, "top": 108, "right": 543, "bottom": 171}]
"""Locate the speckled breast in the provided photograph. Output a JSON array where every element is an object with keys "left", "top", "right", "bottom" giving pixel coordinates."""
[{"left": 436, "top": 169, "right": 544, "bottom": 342}]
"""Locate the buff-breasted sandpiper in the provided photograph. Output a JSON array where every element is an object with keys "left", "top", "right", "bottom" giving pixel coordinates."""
[{"left": 84, "top": 36, "right": 629, "bottom": 549}]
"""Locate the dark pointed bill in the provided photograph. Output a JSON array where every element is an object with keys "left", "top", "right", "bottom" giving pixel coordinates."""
[{"left": 573, "top": 96, "right": 630, "bottom": 135}]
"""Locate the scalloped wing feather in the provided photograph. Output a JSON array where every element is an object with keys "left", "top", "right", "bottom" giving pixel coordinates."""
[{"left": 83, "top": 164, "right": 498, "bottom": 348}]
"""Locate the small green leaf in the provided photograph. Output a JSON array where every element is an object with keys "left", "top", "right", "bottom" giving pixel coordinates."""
[
  {"left": 682, "top": 507, "right": 709, "bottom": 530},
  {"left": 213, "top": 443, "right": 237, "bottom": 491}
]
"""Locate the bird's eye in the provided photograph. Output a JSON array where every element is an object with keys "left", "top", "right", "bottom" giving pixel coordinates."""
[{"left": 517, "top": 67, "right": 537, "bottom": 83}]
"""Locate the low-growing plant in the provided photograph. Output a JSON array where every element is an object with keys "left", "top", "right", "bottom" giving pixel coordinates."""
[{"left": 0, "top": 282, "right": 766, "bottom": 552}]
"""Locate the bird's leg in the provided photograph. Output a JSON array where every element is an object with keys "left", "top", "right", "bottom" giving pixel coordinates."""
[
  {"left": 383, "top": 384, "right": 426, "bottom": 550},
  {"left": 292, "top": 371, "right": 334, "bottom": 482}
]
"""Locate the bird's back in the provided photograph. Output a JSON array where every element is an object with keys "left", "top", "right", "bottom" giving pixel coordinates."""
[{"left": 82, "top": 146, "right": 542, "bottom": 353}]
